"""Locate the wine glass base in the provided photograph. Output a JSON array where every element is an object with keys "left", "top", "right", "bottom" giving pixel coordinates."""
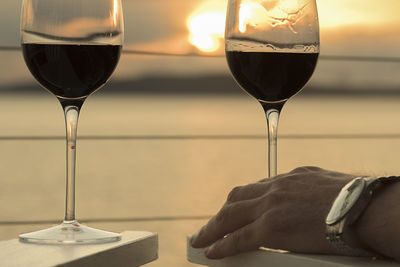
[{"left": 19, "top": 220, "right": 121, "bottom": 244}]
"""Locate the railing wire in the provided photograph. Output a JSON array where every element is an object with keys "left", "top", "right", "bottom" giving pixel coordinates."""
[{"left": 1, "top": 46, "right": 400, "bottom": 62}]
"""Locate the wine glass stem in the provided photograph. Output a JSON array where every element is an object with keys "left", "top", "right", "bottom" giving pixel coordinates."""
[
  {"left": 63, "top": 105, "right": 80, "bottom": 222},
  {"left": 266, "top": 109, "right": 280, "bottom": 177}
]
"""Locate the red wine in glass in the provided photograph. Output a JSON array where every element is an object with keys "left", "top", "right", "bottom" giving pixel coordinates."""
[
  {"left": 22, "top": 44, "right": 122, "bottom": 103},
  {"left": 226, "top": 51, "right": 318, "bottom": 102}
]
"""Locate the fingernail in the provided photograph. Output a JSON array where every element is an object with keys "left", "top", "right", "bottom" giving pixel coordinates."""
[
  {"left": 190, "top": 235, "right": 196, "bottom": 246},
  {"left": 204, "top": 247, "right": 211, "bottom": 257},
  {"left": 190, "top": 233, "right": 199, "bottom": 247},
  {"left": 205, "top": 244, "right": 214, "bottom": 258},
  {"left": 190, "top": 229, "right": 201, "bottom": 246}
]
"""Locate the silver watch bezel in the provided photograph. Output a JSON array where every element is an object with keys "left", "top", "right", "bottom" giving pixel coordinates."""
[{"left": 326, "top": 177, "right": 366, "bottom": 225}]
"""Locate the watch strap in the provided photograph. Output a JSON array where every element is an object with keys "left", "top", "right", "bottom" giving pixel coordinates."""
[{"left": 326, "top": 221, "right": 373, "bottom": 257}]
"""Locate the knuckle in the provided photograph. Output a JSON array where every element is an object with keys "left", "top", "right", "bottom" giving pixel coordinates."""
[
  {"left": 229, "top": 232, "right": 242, "bottom": 254},
  {"left": 291, "top": 166, "right": 322, "bottom": 173},
  {"left": 215, "top": 206, "right": 230, "bottom": 225},
  {"left": 265, "top": 190, "right": 285, "bottom": 205},
  {"left": 290, "top": 166, "right": 309, "bottom": 173},
  {"left": 227, "top": 186, "right": 243, "bottom": 202},
  {"left": 304, "top": 166, "right": 323, "bottom": 172}
]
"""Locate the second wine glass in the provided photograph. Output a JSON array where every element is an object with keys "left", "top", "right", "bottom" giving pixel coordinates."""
[
  {"left": 225, "top": 0, "right": 320, "bottom": 177},
  {"left": 19, "top": 0, "right": 124, "bottom": 244}
]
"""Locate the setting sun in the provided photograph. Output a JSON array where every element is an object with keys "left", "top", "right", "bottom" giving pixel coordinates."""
[
  {"left": 238, "top": 1, "right": 270, "bottom": 33},
  {"left": 187, "top": 1, "right": 226, "bottom": 53}
]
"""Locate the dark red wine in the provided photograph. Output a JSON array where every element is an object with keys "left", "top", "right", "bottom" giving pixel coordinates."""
[
  {"left": 226, "top": 51, "right": 318, "bottom": 102},
  {"left": 22, "top": 44, "right": 121, "bottom": 99}
]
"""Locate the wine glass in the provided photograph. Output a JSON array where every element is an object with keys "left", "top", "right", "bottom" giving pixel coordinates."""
[
  {"left": 225, "top": 0, "right": 319, "bottom": 177},
  {"left": 19, "top": 0, "right": 124, "bottom": 244}
]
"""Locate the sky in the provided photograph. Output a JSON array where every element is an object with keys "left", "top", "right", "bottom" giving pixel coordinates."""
[
  {"left": 0, "top": 0, "right": 399, "bottom": 89},
  {"left": 122, "top": 0, "right": 400, "bottom": 56},
  {"left": 2, "top": 0, "right": 399, "bottom": 51}
]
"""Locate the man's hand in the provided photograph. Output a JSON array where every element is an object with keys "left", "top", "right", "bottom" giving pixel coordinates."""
[{"left": 190, "top": 166, "right": 356, "bottom": 259}]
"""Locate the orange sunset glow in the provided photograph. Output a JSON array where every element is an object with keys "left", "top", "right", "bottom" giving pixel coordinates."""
[
  {"left": 187, "top": 1, "right": 226, "bottom": 53},
  {"left": 186, "top": 0, "right": 400, "bottom": 53}
]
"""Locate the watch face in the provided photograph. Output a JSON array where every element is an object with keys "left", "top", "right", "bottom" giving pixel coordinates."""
[{"left": 326, "top": 178, "right": 366, "bottom": 225}]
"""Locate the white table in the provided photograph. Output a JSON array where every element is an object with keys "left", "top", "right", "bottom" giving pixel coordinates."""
[
  {"left": 0, "top": 231, "right": 158, "bottom": 267},
  {"left": 187, "top": 237, "right": 399, "bottom": 267}
]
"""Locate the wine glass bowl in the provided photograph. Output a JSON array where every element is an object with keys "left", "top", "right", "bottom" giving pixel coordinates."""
[
  {"left": 20, "top": 0, "right": 123, "bottom": 105},
  {"left": 225, "top": 0, "right": 319, "bottom": 177},
  {"left": 19, "top": 0, "right": 124, "bottom": 244}
]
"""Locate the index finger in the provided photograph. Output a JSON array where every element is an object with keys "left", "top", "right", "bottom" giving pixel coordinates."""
[{"left": 191, "top": 198, "right": 262, "bottom": 248}]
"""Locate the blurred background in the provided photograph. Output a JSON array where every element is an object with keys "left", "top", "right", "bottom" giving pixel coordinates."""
[
  {"left": 1, "top": 0, "right": 400, "bottom": 92},
  {"left": 0, "top": 0, "right": 399, "bottom": 266}
]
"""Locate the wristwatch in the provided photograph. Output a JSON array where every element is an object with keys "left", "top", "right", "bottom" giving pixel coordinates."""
[{"left": 325, "top": 176, "right": 400, "bottom": 257}]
